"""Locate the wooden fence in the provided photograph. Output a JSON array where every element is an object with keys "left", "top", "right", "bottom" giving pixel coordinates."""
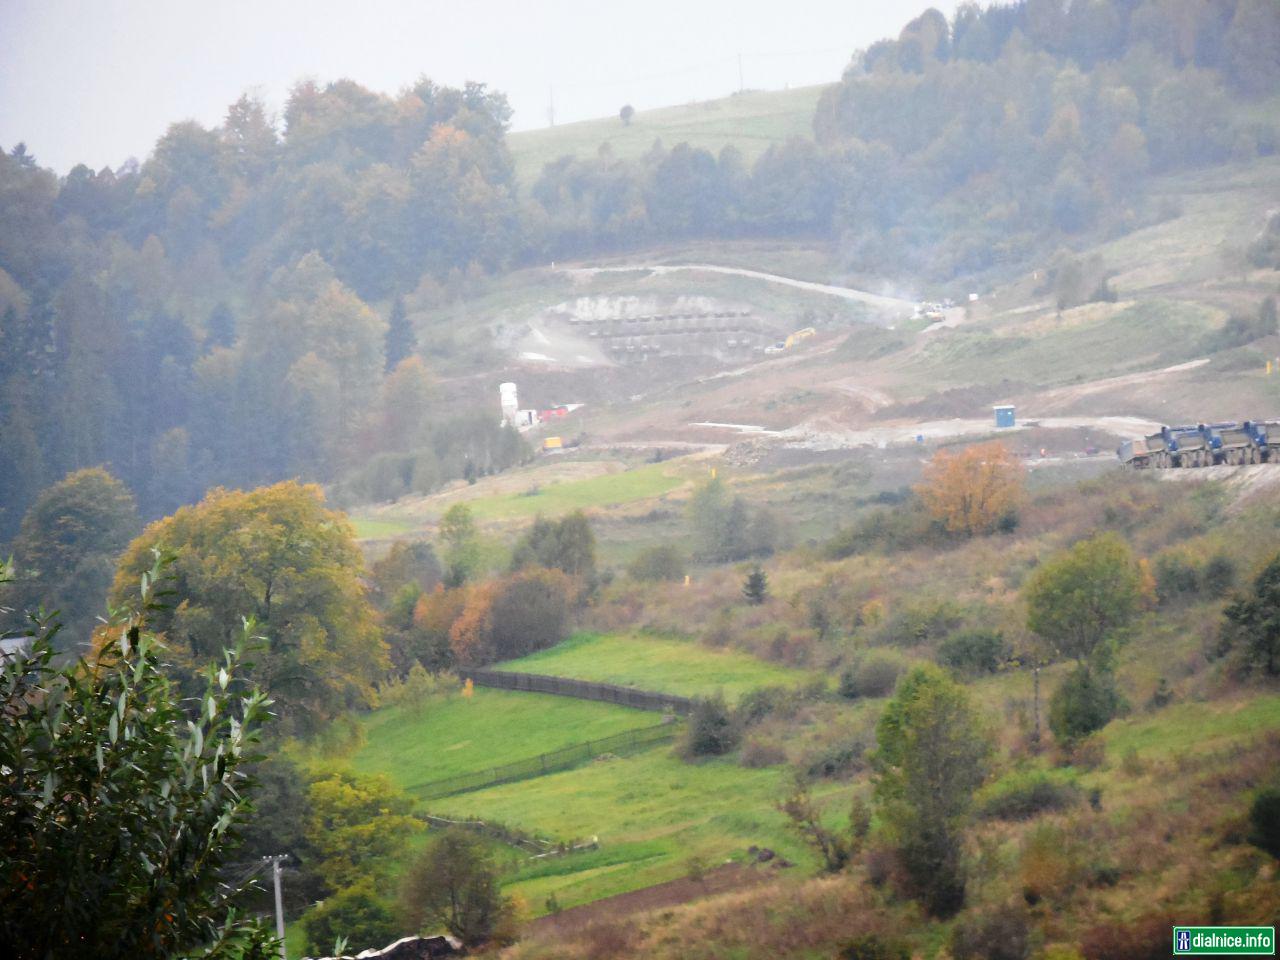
[{"left": 469, "top": 668, "right": 694, "bottom": 715}]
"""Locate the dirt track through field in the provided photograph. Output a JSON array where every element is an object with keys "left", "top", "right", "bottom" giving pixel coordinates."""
[{"left": 564, "top": 263, "right": 916, "bottom": 313}]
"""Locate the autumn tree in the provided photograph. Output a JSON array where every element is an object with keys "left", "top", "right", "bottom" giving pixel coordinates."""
[
  {"left": 916, "top": 441, "right": 1023, "bottom": 536},
  {"left": 411, "top": 585, "right": 471, "bottom": 671},
  {"left": 111, "top": 481, "right": 387, "bottom": 733},
  {"left": 6, "top": 467, "right": 138, "bottom": 648},
  {"left": 872, "top": 665, "right": 991, "bottom": 916},
  {"left": 304, "top": 771, "right": 422, "bottom": 893},
  {"left": 449, "top": 568, "right": 572, "bottom": 667}
]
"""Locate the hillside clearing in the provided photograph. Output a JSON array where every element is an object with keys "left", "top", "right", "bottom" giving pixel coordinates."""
[{"left": 507, "top": 86, "right": 829, "bottom": 188}]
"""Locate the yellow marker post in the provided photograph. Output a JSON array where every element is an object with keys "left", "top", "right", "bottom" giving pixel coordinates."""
[
  {"left": 710, "top": 467, "right": 717, "bottom": 479},
  {"left": 462, "top": 677, "right": 474, "bottom": 699},
  {"left": 684, "top": 574, "right": 691, "bottom": 587}
]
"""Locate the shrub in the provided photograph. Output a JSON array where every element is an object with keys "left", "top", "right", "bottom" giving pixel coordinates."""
[
  {"left": 681, "top": 693, "right": 740, "bottom": 758},
  {"left": 938, "top": 630, "right": 1010, "bottom": 675},
  {"left": 627, "top": 544, "right": 686, "bottom": 582},
  {"left": 1049, "top": 666, "right": 1125, "bottom": 743},
  {"left": 1154, "top": 548, "right": 1200, "bottom": 603},
  {"left": 1080, "top": 913, "right": 1177, "bottom": 960},
  {"left": 950, "top": 903, "right": 1032, "bottom": 960},
  {"left": 976, "top": 769, "right": 1081, "bottom": 820},
  {"left": 1248, "top": 787, "right": 1280, "bottom": 859},
  {"left": 303, "top": 880, "right": 398, "bottom": 956},
  {"left": 740, "top": 736, "right": 787, "bottom": 768},
  {"left": 804, "top": 737, "right": 869, "bottom": 779},
  {"left": 841, "top": 650, "right": 907, "bottom": 699},
  {"left": 1019, "top": 823, "right": 1087, "bottom": 905},
  {"left": 1201, "top": 553, "right": 1237, "bottom": 596},
  {"left": 735, "top": 684, "right": 802, "bottom": 726},
  {"left": 839, "top": 934, "right": 910, "bottom": 960}
]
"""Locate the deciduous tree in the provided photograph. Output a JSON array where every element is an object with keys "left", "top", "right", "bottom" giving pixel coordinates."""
[
  {"left": 916, "top": 441, "right": 1023, "bottom": 536},
  {"left": 872, "top": 665, "right": 991, "bottom": 916},
  {"left": 111, "top": 481, "right": 386, "bottom": 732}
]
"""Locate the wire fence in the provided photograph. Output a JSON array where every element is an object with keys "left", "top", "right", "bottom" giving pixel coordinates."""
[
  {"left": 469, "top": 668, "right": 694, "bottom": 715},
  {"left": 406, "top": 720, "right": 680, "bottom": 801}
]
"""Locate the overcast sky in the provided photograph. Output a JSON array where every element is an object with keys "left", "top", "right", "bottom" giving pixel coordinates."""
[{"left": 0, "top": 0, "right": 951, "bottom": 174}]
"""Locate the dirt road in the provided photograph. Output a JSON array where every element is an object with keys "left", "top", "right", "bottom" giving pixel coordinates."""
[{"left": 564, "top": 263, "right": 916, "bottom": 313}]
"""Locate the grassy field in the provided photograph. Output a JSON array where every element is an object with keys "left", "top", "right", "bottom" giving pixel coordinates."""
[
  {"left": 347, "top": 687, "right": 659, "bottom": 793},
  {"left": 900, "top": 298, "right": 1222, "bottom": 391},
  {"left": 464, "top": 462, "right": 686, "bottom": 521},
  {"left": 507, "top": 85, "right": 829, "bottom": 188},
  {"left": 494, "top": 632, "right": 811, "bottom": 702},
  {"left": 434, "top": 747, "right": 838, "bottom": 911}
]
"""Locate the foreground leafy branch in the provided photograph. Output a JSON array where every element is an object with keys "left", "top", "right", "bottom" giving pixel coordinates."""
[{"left": 0, "top": 554, "right": 277, "bottom": 959}]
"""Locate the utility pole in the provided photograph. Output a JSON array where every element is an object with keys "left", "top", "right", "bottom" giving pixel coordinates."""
[{"left": 263, "top": 854, "right": 289, "bottom": 959}]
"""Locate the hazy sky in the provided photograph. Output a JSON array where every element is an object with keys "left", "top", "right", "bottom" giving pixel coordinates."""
[{"left": 0, "top": 0, "right": 951, "bottom": 174}]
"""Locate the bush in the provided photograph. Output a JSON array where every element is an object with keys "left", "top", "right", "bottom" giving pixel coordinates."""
[
  {"left": 1248, "top": 787, "right": 1280, "bottom": 859},
  {"left": 839, "top": 934, "right": 910, "bottom": 960},
  {"left": 740, "top": 736, "right": 787, "bottom": 768},
  {"left": 735, "top": 684, "right": 802, "bottom": 726},
  {"left": 626, "top": 544, "right": 686, "bottom": 582},
  {"left": 950, "top": 903, "right": 1032, "bottom": 960},
  {"left": 1201, "top": 553, "right": 1236, "bottom": 596},
  {"left": 302, "top": 880, "right": 399, "bottom": 956},
  {"left": 1049, "top": 666, "right": 1125, "bottom": 743},
  {"left": 1080, "top": 913, "right": 1177, "bottom": 960},
  {"left": 977, "top": 769, "right": 1081, "bottom": 821},
  {"left": 937, "top": 630, "right": 1010, "bottom": 676},
  {"left": 1154, "top": 548, "right": 1200, "bottom": 603},
  {"left": 681, "top": 693, "right": 740, "bottom": 758},
  {"left": 840, "top": 650, "right": 907, "bottom": 699},
  {"left": 803, "top": 738, "right": 868, "bottom": 779}
]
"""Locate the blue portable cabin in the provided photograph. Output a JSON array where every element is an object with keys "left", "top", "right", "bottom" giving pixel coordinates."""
[{"left": 993, "top": 405, "right": 1015, "bottom": 428}]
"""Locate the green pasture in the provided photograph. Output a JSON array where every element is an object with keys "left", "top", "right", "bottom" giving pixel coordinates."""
[
  {"left": 463, "top": 462, "right": 686, "bottom": 521},
  {"left": 494, "top": 632, "right": 810, "bottom": 702},
  {"left": 507, "top": 85, "right": 829, "bottom": 188},
  {"left": 347, "top": 688, "right": 659, "bottom": 792}
]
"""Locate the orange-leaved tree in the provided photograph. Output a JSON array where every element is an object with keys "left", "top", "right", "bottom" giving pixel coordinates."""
[
  {"left": 449, "top": 568, "right": 573, "bottom": 668},
  {"left": 916, "top": 440, "right": 1024, "bottom": 536}
]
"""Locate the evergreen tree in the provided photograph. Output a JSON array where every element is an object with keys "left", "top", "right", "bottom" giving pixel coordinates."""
[
  {"left": 384, "top": 295, "right": 415, "bottom": 371},
  {"left": 742, "top": 565, "right": 768, "bottom": 605}
]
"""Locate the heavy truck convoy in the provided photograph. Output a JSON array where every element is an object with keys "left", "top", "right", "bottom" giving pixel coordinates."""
[{"left": 1118, "top": 421, "right": 1280, "bottom": 468}]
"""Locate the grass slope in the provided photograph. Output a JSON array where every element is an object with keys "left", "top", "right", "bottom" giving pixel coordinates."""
[
  {"left": 494, "top": 632, "right": 809, "bottom": 702},
  {"left": 348, "top": 688, "right": 658, "bottom": 793},
  {"left": 434, "top": 748, "right": 836, "bottom": 911},
  {"left": 464, "top": 462, "right": 685, "bottom": 521},
  {"left": 508, "top": 85, "right": 828, "bottom": 188}
]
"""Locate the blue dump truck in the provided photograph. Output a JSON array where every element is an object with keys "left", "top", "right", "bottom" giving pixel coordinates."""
[{"left": 1118, "top": 420, "right": 1278, "bottom": 468}]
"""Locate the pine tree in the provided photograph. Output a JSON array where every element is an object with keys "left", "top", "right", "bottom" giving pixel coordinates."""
[
  {"left": 742, "top": 565, "right": 768, "bottom": 605},
  {"left": 384, "top": 295, "right": 415, "bottom": 372}
]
